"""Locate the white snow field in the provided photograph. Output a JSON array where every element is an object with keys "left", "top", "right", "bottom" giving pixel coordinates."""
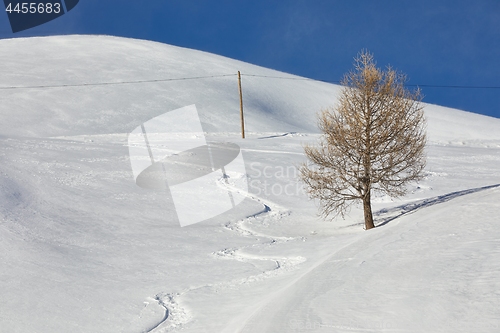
[{"left": 1, "top": 35, "right": 500, "bottom": 333}]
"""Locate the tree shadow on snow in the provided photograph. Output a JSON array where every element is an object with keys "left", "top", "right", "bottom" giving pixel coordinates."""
[{"left": 374, "top": 183, "right": 500, "bottom": 228}]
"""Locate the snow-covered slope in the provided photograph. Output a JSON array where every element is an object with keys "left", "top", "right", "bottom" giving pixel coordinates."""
[
  {"left": 1, "top": 35, "right": 499, "bottom": 333},
  {"left": 1, "top": 35, "right": 500, "bottom": 142},
  {"left": 0, "top": 35, "right": 342, "bottom": 137}
]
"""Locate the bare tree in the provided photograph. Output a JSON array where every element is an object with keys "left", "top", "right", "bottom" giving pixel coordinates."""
[{"left": 300, "top": 50, "right": 426, "bottom": 230}]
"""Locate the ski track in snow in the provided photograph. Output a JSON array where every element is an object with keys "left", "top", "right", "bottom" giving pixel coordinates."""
[
  {"left": 143, "top": 175, "right": 306, "bottom": 332},
  {"left": 142, "top": 293, "right": 190, "bottom": 333},
  {"left": 142, "top": 177, "right": 500, "bottom": 333}
]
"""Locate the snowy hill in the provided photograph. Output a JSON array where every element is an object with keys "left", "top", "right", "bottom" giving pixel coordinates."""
[
  {"left": 0, "top": 35, "right": 499, "bottom": 333},
  {"left": 0, "top": 35, "right": 342, "bottom": 137},
  {"left": 1, "top": 35, "right": 499, "bottom": 142}
]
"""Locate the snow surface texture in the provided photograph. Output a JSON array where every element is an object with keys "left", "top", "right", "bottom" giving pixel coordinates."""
[{"left": 1, "top": 35, "right": 499, "bottom": 332}]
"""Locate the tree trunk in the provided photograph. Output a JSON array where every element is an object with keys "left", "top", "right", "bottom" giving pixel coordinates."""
[{"left": 363, "top": 191, "right": 375, "bottom": 230}]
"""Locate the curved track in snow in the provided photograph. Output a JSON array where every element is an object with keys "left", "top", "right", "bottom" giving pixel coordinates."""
[
  {"left": 143, "top": 177, "right": 500, "bottom": 333},
  {"left": 144, "top": 176, "right": 307, "bottom": 332}
]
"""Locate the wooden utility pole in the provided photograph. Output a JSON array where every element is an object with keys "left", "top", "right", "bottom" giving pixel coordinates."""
[{"left": 238, "top": 71, "right": 245, "bottom": 138}]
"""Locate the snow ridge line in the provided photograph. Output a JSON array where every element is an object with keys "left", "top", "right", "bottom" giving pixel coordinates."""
[{"left": 145, "top": 174, "right": 306, "bottom": 332}]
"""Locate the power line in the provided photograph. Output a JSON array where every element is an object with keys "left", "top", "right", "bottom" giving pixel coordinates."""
[
  {"left": 0, "top": 72, "right": 499, "bottom": 90},
  {"left": 242, "top": 74, "right": 500, "bottom": 89},
  {"left": 407, "top": 84, "right": 500, "bottom": 89},
  {"left": 0, "top": 74, "right": 236, "bottom": 90},
  {"left": 241, "top": 73, "right": 322, "bottom": 81},
  {"left": 242, "top": 73, "right": 341, "bottom": 85}
]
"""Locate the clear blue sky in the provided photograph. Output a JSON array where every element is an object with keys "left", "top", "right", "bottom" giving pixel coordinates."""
[{"left": 1, "top": 0, "right": 499, "bottom": 118}]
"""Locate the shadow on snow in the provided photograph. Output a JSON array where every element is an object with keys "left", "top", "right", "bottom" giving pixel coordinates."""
[{"left": 374, "top": 183, "right": 500, "bottom": 228}]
